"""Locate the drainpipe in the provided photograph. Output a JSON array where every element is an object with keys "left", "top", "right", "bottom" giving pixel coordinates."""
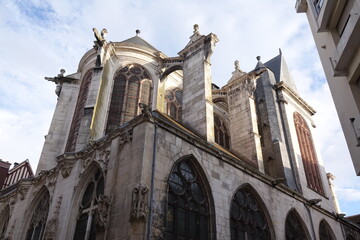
[{"left": 147, "top": 121, "right": 158, "bottom": 240}]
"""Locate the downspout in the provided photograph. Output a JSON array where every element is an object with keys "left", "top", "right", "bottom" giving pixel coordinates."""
[
  {"left": 147, "top": 121, "right": 158, "bottom": 240},
  {"left": 275, "top": 89, "right": 301, "bottom": 191},
  {"left": 304, "top": 203, "right": 317, "bottom": 239}
]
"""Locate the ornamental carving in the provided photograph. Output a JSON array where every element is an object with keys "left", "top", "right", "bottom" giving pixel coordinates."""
[
  {"left": 130, "top": 183, "right": 148, "bottom": 222},
  {"left": 43, "top": 195, "right": 62, "bottom": 240},
  {"left": 95, "top": 194, "right": 112, "bottom": 229},
  {"left": 57, "top": 158, "right": 76, "bottom": 178}
]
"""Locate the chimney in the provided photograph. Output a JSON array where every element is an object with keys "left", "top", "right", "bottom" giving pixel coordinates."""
[{"left": 178, "top": 25, "right": 218, "bottom": 142}]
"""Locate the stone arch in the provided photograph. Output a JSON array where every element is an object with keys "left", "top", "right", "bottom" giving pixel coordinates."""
[
  {"left": 230, "top": 183, "right": 274, "bottom": 240},
  {"left": 165, "top": 155, "right": 216, "bottom": 240},
  {"left": 106, "top": 64, "right": 153, "bottom": 133},
  {"left": 214, "top": 114, "right": 230, "bottom": 149},
  {"left": 22, "top": 186, "right": 51, "bottom": 240},
  {"left": 285, "top": 209, "right": 311, "bottom": 240},
  {"left": 164, "top": 87, "right": 183, "bottom": 122},
  {"left": 0, "top": 205, "right": 10, "bottom": 239},
  {"left": 160, "top": 65, "right": 183, "bottom": 81},
  {"left": 319, "top": 219, "right": 335, "bottom": 240},
  {"left": 66, "top": 161, "right": 107, "bottom": 239}
]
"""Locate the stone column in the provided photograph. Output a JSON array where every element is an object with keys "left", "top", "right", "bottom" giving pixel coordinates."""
[
  {"left": 178, "top": 25, "right": 218, "bottom": 143},
  {"left": 227, "top": 73, "right": 264, "bottom": 172}
]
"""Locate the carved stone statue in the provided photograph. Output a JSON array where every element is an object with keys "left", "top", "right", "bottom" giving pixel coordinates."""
[{"left": 130, "top": 183, "right": 148, "bottom": 221}]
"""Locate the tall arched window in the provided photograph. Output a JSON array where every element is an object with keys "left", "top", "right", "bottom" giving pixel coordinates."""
[
  {"left": 166, "top": 159, "right": 210, "bottom": 239},
  {"left": 319, "top": 220, "right": 335, "bottom": 240},
  {"left": 0, "top": 206, "right": 10, "bottom": 239},
  {"left": 214, "top": 115, "right": 230, "bottom": 149},
  {"left": 165, "top": 88, "right": 182, "bottom": 122},
  {"left": 106, "top": 64, "right": 152, "bottom": 133},
  {"left": 294, "top": 112, "right": 324, "bottom": 195},
  {"left": 230, "top": 187, "right": 271, "bottom": 240},
  {"left": 66, "top": 70, "right": 93, "bottom": 152},
  {"left": 26, "top": 190, "right": 50, "bottom": 240},
  {"left": 73, "top": 168, "right": 105, "bottom": 240},
  {"left": 285, "top": 210, "right": 308, "bottom": 240}
]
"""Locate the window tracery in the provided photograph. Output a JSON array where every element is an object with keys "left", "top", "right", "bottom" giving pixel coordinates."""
[
  {"left": 319, "top": 220, "right": 335, "bottom": 240},
  {"left": 26, "top": 191, "right": 50, "bottom": 240},
  {"left": 294, "top": 112, "right": 324, "bottom": 195},
  {"left": 285, "top": 210, "right": 308, "bottom": 240},
  {"left": 166, "top": 160, "right": 209, "bottom": 239},
  {"left": 106, "top": 65, "right": 152, "bottom": 133},
  {"left": 66, "top": 70, "right": 93, "bottom": 152},
  {"left": 165, "top": 88, "right": 182, "bottom": 122},
  {"left": 230, "top": 188, "right": 271, "bottom": 240},
  {"left": 73, "top": 169, "right": 105, "bottom": 240},
  {"left": 214, "top": 115, "right": 230, "bottom": 149}
]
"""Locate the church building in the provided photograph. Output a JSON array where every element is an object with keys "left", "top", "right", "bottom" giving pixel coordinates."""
[{"left": 0, "top": 25, "right": 359, "bottom": 239}]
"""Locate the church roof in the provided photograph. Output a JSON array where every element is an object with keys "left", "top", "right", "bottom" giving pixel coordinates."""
[
  {"left": 120, "top": 35, "right": 159, "bottom": 51},
  {"left": 264, "top": 51, "right": 299, "bottom": 94}
]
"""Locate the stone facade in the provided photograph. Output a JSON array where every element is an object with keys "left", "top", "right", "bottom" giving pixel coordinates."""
[{"left": 1, "top": 25, "right": 359, "bottom": 240}]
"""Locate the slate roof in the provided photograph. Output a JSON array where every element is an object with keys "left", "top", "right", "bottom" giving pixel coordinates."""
[{"left": 120, "top": 35, "right": 158, "bottom": 51}]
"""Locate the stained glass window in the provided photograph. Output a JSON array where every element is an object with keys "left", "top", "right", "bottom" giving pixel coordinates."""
[
  {"left": 26, "top": 191, "right": 50, "bottom": 240},
  {"left": 166, "top": 160, "right": 209, "bottom": 240},
  {"left": 165, "top": 88, "right": 182, "bottom": 122},
  {"left": 214, "top": 115, "right": 230, "bottom": 150},
  {"left": 319, "top": 220, "right": 335, "bottom": 240},
  {"left": 285, "top": 210, "right": 308, "bottom": 240},
  {"left": 66, "top": 71, "right": 93, "bottom": 152},
  {"left": 294, "top": 113, "right": 324, "bottom": 195},
  {"left": 73, "top": 169, "right": 105, "bottom": 240},
  {"left": 230, "top": 188, "right": 271, "bottom": 240},
  {"left": 106, "top": 65, "right": 152, "bottom": 133}
]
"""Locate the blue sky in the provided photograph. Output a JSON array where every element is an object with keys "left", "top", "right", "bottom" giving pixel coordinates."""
[{"left": 0, "top": 0, "right": 359, "bottom": 216}]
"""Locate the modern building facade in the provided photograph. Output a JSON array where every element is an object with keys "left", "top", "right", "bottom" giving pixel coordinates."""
[
  {"left": 295, "top": 0, "right": 360, "bottom": 175},
  {"left": 0, "top": 25, "right": 359, "bottom": 239}
]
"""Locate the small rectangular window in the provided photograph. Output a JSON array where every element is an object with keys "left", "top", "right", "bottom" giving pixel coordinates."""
[
  {"left": 336, "top": 0, "right": 355, "bottom": 37},
  {"left": 313, "top": 0, "right": 324, "bottom": 14}
]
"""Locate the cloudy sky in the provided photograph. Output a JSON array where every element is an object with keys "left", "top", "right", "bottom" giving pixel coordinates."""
[{"left": 0, "top": 0, "right": 359, "bottom": 215}]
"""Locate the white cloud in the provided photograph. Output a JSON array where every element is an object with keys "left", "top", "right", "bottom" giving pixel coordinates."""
[{"left": 0, "top": 0, "right": 358, "bottom": 216}]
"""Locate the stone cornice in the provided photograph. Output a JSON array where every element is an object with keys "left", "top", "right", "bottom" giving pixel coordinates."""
[{"left": 274, "top": 81, "right": 316, "bottom": 115}]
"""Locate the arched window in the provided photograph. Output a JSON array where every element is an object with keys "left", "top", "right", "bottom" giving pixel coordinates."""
[
  {"left": 166, "top": 159, "right": 210, "bottom": 239},
  {"left": 285, "top": 210, "right": 308, "bottom": 240},
  {"left": 294, "top": 112, "right": 324, "bottom": 195},
  {"left": 66, "top": 70, "right": 93, "bottom": 152},
  {"left": 26, "top": 191, "right": 50, "bottom": 240},
  {"left": 214, "top": 115, "right": 230, "bottom": 149},
  {"left": 0, "top": 206, "right": 10, "bottom": 239},
  {"left": 106, "top": 64, "right": 152, "bottom": 133},
  {"left": 230, "top": 187, "right": 271, "bottom": 240},
  {"left": 319, "top": 220, "right": 335, "bottom": 240},
  {"left": 165, "top": 88, "right": 182, "bottom": 122},
  {"left": 73, "top": 168, "right": 105, "bottom": 240}
]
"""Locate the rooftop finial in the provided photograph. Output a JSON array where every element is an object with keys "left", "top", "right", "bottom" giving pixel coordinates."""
[
  {"left": 279, "top": 48, "right": 282, "bottom": 55},
  {"left": 234, "top": 60, "right": 240, "bottom": 71},
  {"left": 193, "top": 24, "right": 199, "bottom": 34},
  {"left": 136, "top": 29, "right": 141, "bottom": 36},
  {"left": 256, "top": 56, "right": 261, "bottom": 61},
  {"left": 58, "top": 69, "right": 65, "bottom": 77}
]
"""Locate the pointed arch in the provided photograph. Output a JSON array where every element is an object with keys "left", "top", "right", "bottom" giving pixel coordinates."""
[
  {"left": 294, "top": 112, "right": 324, "bottom": 194},
  {"left": 230, "top": 184, "right": 273, "bottom": 240},
  {"left": 70, "top": 162, "right": 106, "bottom": 240},
  {"left": 285, "top": 209, "right": 310, "bottom": 240},
  {"left": 214, "top": 114, "right": 230, "bottom": 149},
  {"left": 165, "top": 155, "right": 216, "bottom": 239},
  {"left": 106, "top": 64, "right": 152, "bottom": 133},
  {"left": 24, "top": 187, "right": 51, "bottom": 240},
  {"left": 165, "top": 88, "right": 183, "bottom": 122},
  {"left": 319, "top": 219, "right": 335, "bottom": 240},
  {"left": 0, "top": 205, "right": 10, "bottom": 239},
  {"left": 66, "top": 70, "right": 93, "bottom": 152}
]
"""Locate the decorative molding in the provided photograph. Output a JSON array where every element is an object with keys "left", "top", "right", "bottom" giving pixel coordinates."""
[
  {"left": 130, "top": 183, "right": 149, "bottom": 222},
  {"left": 56, "top": 157, "right": 76, "bottom": 178},
  {"left": 95, "top": 194, "right": 112, "bottom": 229}
]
